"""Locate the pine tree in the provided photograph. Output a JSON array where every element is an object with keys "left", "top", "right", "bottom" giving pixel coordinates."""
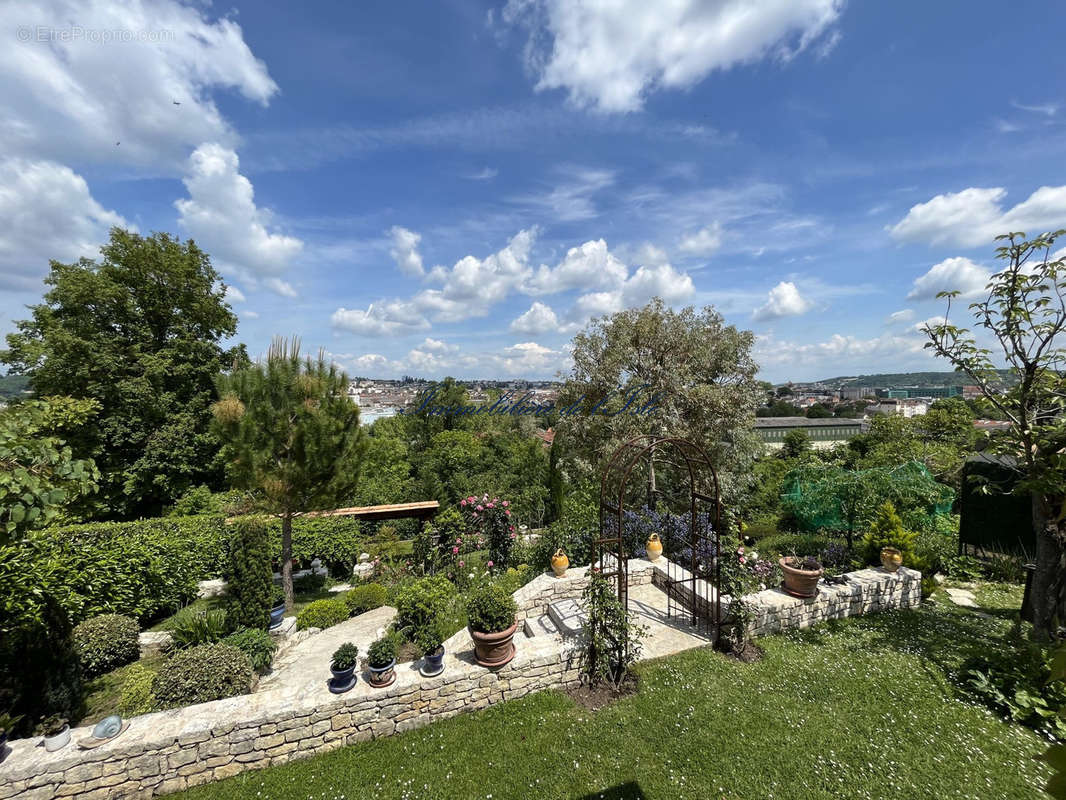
[{"left": 212, "top": 338, "right": 366, "bottom": 608}]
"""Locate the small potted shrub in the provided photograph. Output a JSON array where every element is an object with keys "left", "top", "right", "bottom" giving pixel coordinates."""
[
  {"left": 39, "top": 716, "right": 70, "bottom": 752},
  {"left": 417, "top": 622, "right": 447, "bottom": 677},
  {"left": 466, "top": 582, "right": 518, "bottom": 668},
  {"left": 366, "top": 637, "right": 397, "bottom": 688},
  {"left": 779, "top": 554, "right": 824, "bottom": 598},
  {"left": 329, "top": 642, "right": 359, "bottom": 693},
  {"left": 269, "top": 590, "right": 286, "bottom": 630}
]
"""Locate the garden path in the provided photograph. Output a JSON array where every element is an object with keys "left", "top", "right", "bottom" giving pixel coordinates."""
[{"left": 257, "top": 605, "right": 397, "bottom": 697}]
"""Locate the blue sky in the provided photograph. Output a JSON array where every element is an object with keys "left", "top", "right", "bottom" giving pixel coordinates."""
[{"left": 2, "top": 0, "right": 1065, "bottom": 383}]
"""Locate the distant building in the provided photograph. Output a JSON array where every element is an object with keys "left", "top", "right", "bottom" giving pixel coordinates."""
[
  {"left": 868, "top": 398, "right": 928, "bottom": 418},
  {"left": 838, "top": 386, "right": 875, "bottom": 401},
  {"left": 754, "top": 417, "right": 867, "bottom": 450}
]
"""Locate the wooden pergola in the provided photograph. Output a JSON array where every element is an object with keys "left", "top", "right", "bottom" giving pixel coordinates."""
[{"left": 300, "top": 500, "right": 439, "bottom": 525}]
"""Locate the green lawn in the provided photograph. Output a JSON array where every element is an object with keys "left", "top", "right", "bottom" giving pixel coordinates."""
[{"left": 174, "top": 585, "right": 1050, "bottom": 800}]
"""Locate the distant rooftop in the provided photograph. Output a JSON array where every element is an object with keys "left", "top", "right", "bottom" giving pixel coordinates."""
[{"left": 753, "top": 417, "right": 864, "bottom": 428}]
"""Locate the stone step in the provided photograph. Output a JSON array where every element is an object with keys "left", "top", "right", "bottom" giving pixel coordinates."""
[
  {"left": 547, "top": 598, "right": 587, "bottom": 637},
  {"left": 523, "top": 614, "right": 559, "bottom": 638}
]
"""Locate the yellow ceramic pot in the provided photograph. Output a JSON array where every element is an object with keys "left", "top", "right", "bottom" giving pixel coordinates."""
[
  {"left": 646, "top": 533, "right": 663, "bottom": 562},
  {"left": 550, "top": 548, "right": 569, "bottom": 577},
  {"left": 881, "top": 547, "right": 903, "bottom": 573}
]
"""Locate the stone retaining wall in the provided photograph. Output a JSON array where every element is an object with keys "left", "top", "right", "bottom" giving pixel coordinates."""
[
  {"left": 512, "top": 559, "right": 656, "bottom": 623},
  {"left": 0, "top": 561, "right": 920, "bottom": 800},
  {"left": 0, "top": 629, "right": 582, "bottom": 800},
  {"left": 740, "top": 566, "right": 922, "bottom": 636}
]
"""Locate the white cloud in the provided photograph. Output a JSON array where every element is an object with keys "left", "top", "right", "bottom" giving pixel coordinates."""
[
  {"left": 1011, "top": 100, "right": 1059, "bottom": 117},
  {"left": 175, "top": 143, "right": 303, "bottom": 277},
  {"left": 906, "top": 257, "right": 991, "bottom": 300},
  {"left": 511, "top": 301, "right": 560, "bottom": 334},
  {"left": 621, "top": 262, "right": 694, "bottom": 306},
  {"left": 513, "top": 167, "right": 615, "bottom": 222},
  {"left": 330, "top": 300, "right": 430, "bottom": 337},
  {"left": 887, "top": 309, "right": 914, "bottom": 323},
  {"left": 755, "top": 330, "right": 932, "bottom": 374},
  {"left": 414, "top": 229, "right": 537, "bottom": 321},
  {"left": 752, "top": 281, "right": 814, "bottom": 321},
  {"left": 224, "top": 284, "right": 246, "bottom": 303},
  {"left": 502, "top": 0, "right": 844, "bottom": 112},
  {"left": 388, "top": 226, "right": 424, "bottom": 277},
  {"left": 1, "top": 0, "right": 277, "bottom": 170},
  {"left": 0, "top": 158, "right": 130, "bottom": 290},
  {"left": 242, "top": 310, "right": 259, "bottom": 319},
  {"left": 264, "top": 277, "right": 298, "bottom": 298},
  {"left": 889, "top": 185, "right": 1066, "bottom": 248},
  {"left": 678, "top": 223, "right": 722, "bottom": 256},
  {"left": 525, "top": 238, "right": 627, "bottom": 295},
  {"left": 345, "top": 353, "right": 405, "bottom": 375},
  {"left": 491, "top": 342, "right": 562, "bottom": 376},
  {"left": 912, "top": 315, "right": 947, "bottom": 333}
]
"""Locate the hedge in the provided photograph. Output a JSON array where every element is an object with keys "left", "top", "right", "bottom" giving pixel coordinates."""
[{"left": 0, "top": 513, "right": 365, "bottom": 644}]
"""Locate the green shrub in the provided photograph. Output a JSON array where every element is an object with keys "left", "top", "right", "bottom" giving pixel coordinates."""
[
  {"left": 392, "top": 576, "right": 454, "bottom": 654},
  {"left": 224, "top": 518, "right": 274, "bottom": 630},
  {"left": 331, "top": 642, "right": 359, "bottom": 670},
  {"left": 860, "top": 502, "right": 918, "bottom": 567},
  {"left": 465, "top": 581, "right": 517, "bottom": 634},
  {"left": 221, "top": 628, "right": 277, "bottom": 672},
  {"left": 118, "top": 662, "right": 157, "bottom": 716},
  {"left": 757, "top": 532, "right": 834, "bottom": 560},
  {"left": 169, "top": 608, "right": 229, "bottom": 648},
  {"left": 152, "top": 644, "right": 253, "bottom": 709},
  {"left": 367, "top": 636, "right": 396, "bottom": 668},
  {"left": 344, "top": 583, "right": 388, "bottom": 616},
  {"left": 72, "top": 614, "right": 141, "bottom": 678},
  {"left": 296, "top": 598, "right": 348, "bottom": 630}
]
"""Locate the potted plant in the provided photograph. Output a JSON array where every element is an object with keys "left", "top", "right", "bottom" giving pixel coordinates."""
[
  {"left": 366, "top": 637, "right": 397, "bottom": 688},
  {"left": 329, "top": 642, "right": 359, "bottom": 693},
  {"left": 0, "top": 713, "right": 22, "bottom": 753},
  {"left": 466, "top": 582, "right": 518, "bottom": 668},
  {"left": 269, "top": 590, "right": 286, "bottom": 630},
  {"left": 779, "top": 554, "right": 823, "bottom": 598},
  {"left": 39, "top": 716, "right": 70, "bottom": 752},
  {"left": 880, "top": 546, "right": 903, "bottom": 573},
  {"left": 550, "top": 548, "right": 569, "bottom": 577},
  {"left": 417, "top": 621, "right": 446, "bottom": 677}
]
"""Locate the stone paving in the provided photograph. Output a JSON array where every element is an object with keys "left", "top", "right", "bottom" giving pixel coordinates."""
[{"left": 257, "top": 605, "right": 397, "bottom": 697}]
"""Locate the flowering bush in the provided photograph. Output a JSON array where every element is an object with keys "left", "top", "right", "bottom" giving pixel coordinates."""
[{"left": 460, "top": 494, "right": 516, "bottom": 571}]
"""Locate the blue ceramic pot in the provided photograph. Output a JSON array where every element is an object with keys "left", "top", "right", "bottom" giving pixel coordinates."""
[
  {"left": 269, "top": 603, "right": 285, "bottom": 630},
  {"left": 421, "top": 646, "right": 445, "bottom": 676},
  {"left": 328, "top": 663, "right": 357, "bottom": 693}
]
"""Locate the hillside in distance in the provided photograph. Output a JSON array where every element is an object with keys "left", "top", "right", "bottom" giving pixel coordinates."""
[{"left": 812, "top": 370, "right": 1014, "bottom": 387}]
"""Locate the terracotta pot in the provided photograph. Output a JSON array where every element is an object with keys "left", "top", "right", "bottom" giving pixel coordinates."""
[
  {"left": 880, "top": 547, "right": 903, "bottom": 573},
  {"left": 779, "top": 557, "right": 823, "bottom": 598},
  {"left": 469, "top": 620, "right": 518, "bottom": 668},
  {"left": 646, "top": 533, "right": 663, "bottom": 562},
  {"left": 550, "top": 549, "right": 569, "bottom": 577}
]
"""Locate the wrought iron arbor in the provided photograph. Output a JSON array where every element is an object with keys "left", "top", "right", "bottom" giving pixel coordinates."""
[{"left": 597, "top": 435, "right": 724, "bottom": 641}]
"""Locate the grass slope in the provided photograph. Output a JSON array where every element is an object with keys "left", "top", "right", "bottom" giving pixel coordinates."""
[{"left": 175, "top": 588, "right": 1048, "bottom": 800}]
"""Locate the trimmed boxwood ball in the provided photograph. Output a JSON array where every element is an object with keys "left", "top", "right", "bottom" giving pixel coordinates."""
[
  {"left": 152, "top": 643, "right": 254, "bottom": 709},
  {"left": 465, "top": 582, "right": 517, "bottom": 634},
  {"left": 296, "top": 598, "right": 349, "bottom": 630},
  {"left": 344, "top": 583, "right": 388, "bottom": 616},
  {"left": 72, "top": 614, "right": 141, "bottom": 678}
]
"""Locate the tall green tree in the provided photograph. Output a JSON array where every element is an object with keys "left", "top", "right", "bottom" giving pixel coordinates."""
[
  {"left": 1, "top": 229, "right": 244, "bottom": 518},
  {"left": 923, "top": 229, "right": 1066, "bottom": 639},
  {"left": 559, "top": 298, "right": 761, "bottom": 505},
  {"left": 212, "top": 338, "right": 366, "bottom": 607},
  {"left": 0, "top": 396, "right": 100, "bottom": 543}
]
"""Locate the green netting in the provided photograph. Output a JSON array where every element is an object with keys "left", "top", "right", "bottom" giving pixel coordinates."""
[{"left": 781, "top": 460, "right": 954, "bottom": 533}]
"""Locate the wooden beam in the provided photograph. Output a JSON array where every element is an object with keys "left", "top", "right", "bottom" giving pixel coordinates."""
[{"left": 226, "top": 500, "right": 440, "bottom": 524}]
